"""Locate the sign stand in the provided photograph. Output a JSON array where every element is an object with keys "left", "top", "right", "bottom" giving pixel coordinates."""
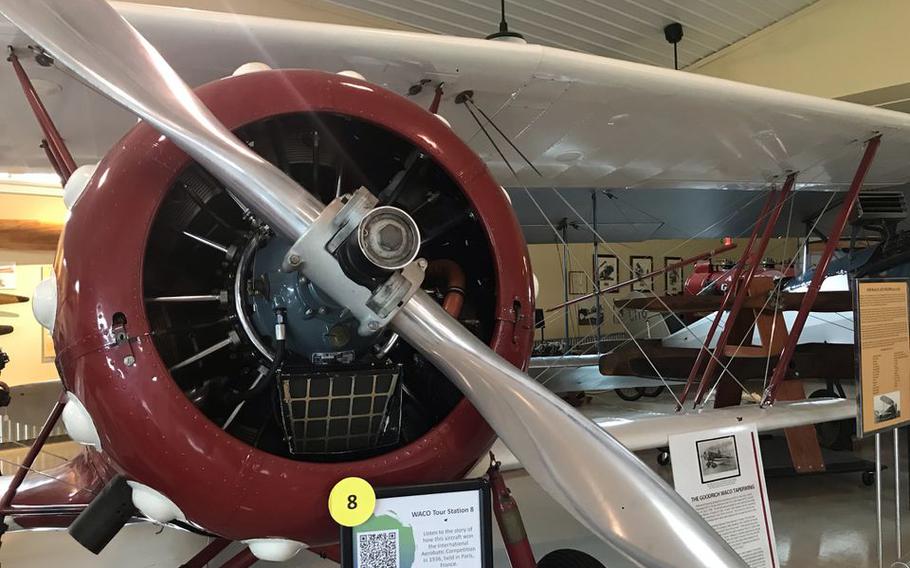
[
  {"left": 853, "top": 278, "right": 910, "bottom": 568},
  {"left": 896, "top": 429, "right": 903, "bottom": 562}
]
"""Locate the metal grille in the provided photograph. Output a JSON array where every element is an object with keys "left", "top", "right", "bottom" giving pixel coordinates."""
[
  {"left": 279, "top": 366, "right": 402, "bottom": 455},
  {"left": 853, "top": 192, "right": 907, "bottom": 224}
]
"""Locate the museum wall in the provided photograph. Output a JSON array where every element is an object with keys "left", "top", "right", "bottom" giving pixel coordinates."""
[
  {"left": 0, "top": 189, "right": 65, "bottom": 387},
  {"left": 528, "top": 237, "right": 801, "bottom": 342},
  {"left": 690, "top": 0, "right": 910, "bottom": 101}
]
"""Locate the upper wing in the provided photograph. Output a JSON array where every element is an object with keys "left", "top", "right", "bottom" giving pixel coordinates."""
[{"left": 2, "top": 2, "right": 910, "bottom": 190}]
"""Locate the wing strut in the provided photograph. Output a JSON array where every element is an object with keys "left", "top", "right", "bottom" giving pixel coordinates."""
[
  {"left": 675, "top": 177, "right": 786, "bottom": 409},
  {"left": 0, "top": 390, "right": 67, "bottom": 535},
  {"left": 691, "top": 173, "right": 798, "bottom": 407},
  {"left": 8, "top": 47, "right": 75, "bottom": 182},
  {"left": 762, "top": 136, "right": 882, "bottom": 405}
]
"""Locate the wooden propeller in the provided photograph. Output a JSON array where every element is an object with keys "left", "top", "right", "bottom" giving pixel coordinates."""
[
  {"left": 0, "top": 293, "right": 29, "bottom": 306},
  {"left": 0, "top": 219, "right": 62, "bottom": 251}
]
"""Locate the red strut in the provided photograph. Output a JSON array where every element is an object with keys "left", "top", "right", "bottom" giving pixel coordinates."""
[
  {"left": 180, "top": 538, "right": 232, "bottom": 568},
  {"left": 488, "top": 456, "right": 537, "bottom": 568},
  {"left": 0, "top": 391, "right": 67, "bottom": 521},
  {"left": 762, "top": 136, "right": 881, "bottom": 405},
  {"left": 693, "top": 173, "right": 797, "bottom": 406},
  {"left": 676, "top": 189, "right": 778, "bottom": 408},
  {"left": 8, "top": 50, "right": 77, "bottom": 182}
]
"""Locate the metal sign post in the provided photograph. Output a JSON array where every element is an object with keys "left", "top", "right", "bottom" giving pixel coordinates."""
[{"left": 896, "top": 429, "right": 903, "bottom": 561}]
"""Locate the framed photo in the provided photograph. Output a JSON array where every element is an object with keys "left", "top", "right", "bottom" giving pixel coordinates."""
[
  {"left": 577, "top": 303, "right": 604, "bottom": 327},
  {"left": 596, "top": 254, "right": 619, "bottom": 293},
  {"left": 696, "top": 435, "right": 741, "bottom": 484},
  {"left": 630, "top": 256, "right": 653, "bottom": 292},
  {"left": 41, "top": 265, "right": 55, "bottom": 361},
  {"left": 568, "top": 271, "right": 587, "bottom": 295},
  {"left": 664, "top": 256, "right": 683, "bottom": 295}
]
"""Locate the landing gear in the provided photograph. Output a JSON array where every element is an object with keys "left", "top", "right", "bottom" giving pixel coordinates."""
[
  {"left": 615, "top": 388, "right": 644, "bottom": 401},
  {"left": 809, "top": 386, "right": 854, "bottom": 451},
  {"left": 862, "top": 471, "right": 875, "bottom": 487},
  {"left": 616, "top": 386, "right": 665, "bottom": 402},
  {"left": 538, "top": 549, "right": 607, "bottom": 568}
]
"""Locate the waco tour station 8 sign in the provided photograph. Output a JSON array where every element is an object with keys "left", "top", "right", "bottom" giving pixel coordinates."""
[{"left": 854, "top": 278, "right": 910, "bottom": 438}]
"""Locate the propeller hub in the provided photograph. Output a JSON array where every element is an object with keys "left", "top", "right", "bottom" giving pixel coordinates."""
[{"left": 357, "top": 206, "right": 420, "bottom": 271}]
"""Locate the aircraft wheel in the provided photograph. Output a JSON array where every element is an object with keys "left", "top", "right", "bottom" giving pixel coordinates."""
[
  {"left": 538, "top": 549, "right": 607, "bottom": 568},
  {"left": 809, "top": 388, "right": 855, "bottom": 451},
  {"left": 657, "top": 451, "right": 671, "bottom": 466},
  {"left": 615, "top": 388, "right": 645, "bottom": 401},
  {"left": 642, "top": 386, "right": 665, "bottom": 398},
  {"left": 863, "top": 471, "right": 875, "bottom": 487}
]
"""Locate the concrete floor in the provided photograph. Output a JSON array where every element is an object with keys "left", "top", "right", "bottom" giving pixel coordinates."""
[{"left": 1, "top": 389, "right": 905, "bottom": 567}]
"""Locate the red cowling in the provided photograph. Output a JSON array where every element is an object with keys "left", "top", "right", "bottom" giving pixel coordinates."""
[{"left": 52, "top": 70, "right": 535, "bottom": 544}]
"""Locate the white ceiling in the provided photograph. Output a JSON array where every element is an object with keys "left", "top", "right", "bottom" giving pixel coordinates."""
[{"left": 322, "top": 0, "right": 817, "bottom": 68}]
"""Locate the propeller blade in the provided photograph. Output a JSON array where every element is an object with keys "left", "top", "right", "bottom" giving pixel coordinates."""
[
  {"left": 0, "top": 3, "right": 745, "bottom": 566},
  {"left": 0, "top": 220, "right": 62, "bottom": 251},
  {"left": 0, "top": 325, "right": 13, "bottom": 336},
  {"left": 395, "top": 294, "right": 745, "bottom": 567},
  {"left": 0, "top": 293, "right": 29, "bottom": 306},
  {"left": 0, "top": 0, "right": 323, "bottom": 241}
]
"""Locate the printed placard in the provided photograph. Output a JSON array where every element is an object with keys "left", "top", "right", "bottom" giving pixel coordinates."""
[
  {"left": 670, "top": 425, "right": 778, "bottom": 568},
  {"left": 854, "top": 278, "right": 910, "bottom": 437},
  {"left": 341, "top": 479, "right": 492, "bottom": 568}
]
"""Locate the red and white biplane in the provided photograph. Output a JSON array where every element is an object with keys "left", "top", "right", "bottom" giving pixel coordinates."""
[{"left": 1, "top": 2, "right": 903, "bottom": 567}]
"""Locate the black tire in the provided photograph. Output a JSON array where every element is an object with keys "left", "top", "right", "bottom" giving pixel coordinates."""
[
  {"left": 657, "top": 451, "right": 671, "bottom": 466},
  {"left": 642, "top": 386, "right": 666, "bottom": 398},
  {"left": 809, "top": 388, "right": 855, "bottom": 451},
  {"left": 615, "top": 388, "right": 645, "bottom": 401},
  {"left": 538, "top": 549, "right": 606, "bottom": 568},
  {"left": 862, "top": 471, "right": 875, "bottom": 487}
]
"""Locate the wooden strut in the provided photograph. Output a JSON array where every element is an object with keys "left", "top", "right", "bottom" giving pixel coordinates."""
[
  {"left": 692, "top": 173, "right": 798, "bottom": 407},
  {"left": 548, "top": 240, "right": 738, "bottom": 312},
  {"left": 8, "top": 49, "right": 77, "bottom": 182},
  {"left": 676, "top": 188, "right": 779, "bottom": 409},
  {"left": 762, "top": 136, "right": 882, "bottom": 406}
]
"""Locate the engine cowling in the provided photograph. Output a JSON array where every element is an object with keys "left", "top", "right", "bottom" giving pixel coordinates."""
[{"left": 52, "top": 70, "right": 534, "bottom": 545}]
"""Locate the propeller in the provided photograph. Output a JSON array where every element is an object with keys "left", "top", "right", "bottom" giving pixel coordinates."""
[
  {"left": 0, "top": 3, "right": 746, "bottom": 566},
  {"left": 0, "top": 293, "right": 29, "bottom": 306},
  {"left": 0, "top": 325, "right": 12, "bottom": 336},
  {"left": 0, "top": 220, "right": 62, "bottom": 251}
]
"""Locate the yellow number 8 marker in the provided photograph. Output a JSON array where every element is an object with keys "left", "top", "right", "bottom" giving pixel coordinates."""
[{"left": 329, "top": 477, "right": 376, "bottom": 527}]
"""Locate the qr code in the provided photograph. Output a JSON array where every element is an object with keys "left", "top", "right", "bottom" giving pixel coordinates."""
[{"left": 357, "top": 529, "right": 400, "bottom": 568}]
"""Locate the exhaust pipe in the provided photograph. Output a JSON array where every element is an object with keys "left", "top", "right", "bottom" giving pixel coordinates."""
[{"left": 68, "top": 474, "right": 135, "bottom": 554}]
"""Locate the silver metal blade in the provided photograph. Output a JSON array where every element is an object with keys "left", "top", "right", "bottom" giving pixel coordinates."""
[
  {"left": 0, "top": 0, "right": 323, "bottom": 240},
  {"left": 395, "top": 293, "right": 746, "bottom": 568},
  {"left": 0, "top": 2, "right": 746, "bottom": 566}
]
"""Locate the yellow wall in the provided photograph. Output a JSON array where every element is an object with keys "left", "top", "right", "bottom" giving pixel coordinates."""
[
  {"left": 0, "top": 189, "right": 65, "bottom": 386},
  {"left": 530, "top": 237, "right": 800, "bottom": 341},
  {"left": 689, "top": 0, "right": 910, "bottom": 100}
]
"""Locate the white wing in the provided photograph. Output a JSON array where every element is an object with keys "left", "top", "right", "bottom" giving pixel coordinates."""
[{"left": 1, "top": 2, "right": 910, "bottom": 191}]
